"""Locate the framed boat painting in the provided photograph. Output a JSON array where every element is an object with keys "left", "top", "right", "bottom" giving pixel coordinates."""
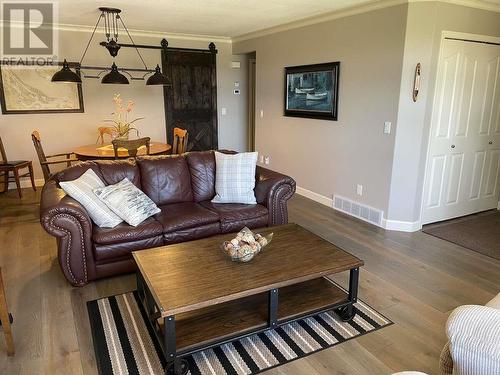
[
  {"left": 0, "top": 62, "right": 84, "bottom": 114},
  {"left": 284, "top": 62, "right": 340, "bottom": 121}
]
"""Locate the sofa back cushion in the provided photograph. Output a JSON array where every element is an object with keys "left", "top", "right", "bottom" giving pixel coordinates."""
[
  {"left": 186, "top": 151, "right": 216, "bottom": 202},
  {"left": 137, "top": 155, "right": 193, "bottom": 205},
  {"left": 97, "top": 160, "right": 141, "bottom": 188},
  {"left": 56, "top": 161, "right": 101, "bottom": 183}
]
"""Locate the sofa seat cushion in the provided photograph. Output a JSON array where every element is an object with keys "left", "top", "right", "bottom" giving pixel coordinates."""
[
  {"left": 94, "top": 236, "right": 164, "bottom": 263},
  {"left": 92, "top": 217, "right": 163, "bottom": 245},
  {"left": 199, "top": 201, "right": 268, "bottom": 233},
  {"left": 155, "top": 202, "right": 220, "bottom": 234}
]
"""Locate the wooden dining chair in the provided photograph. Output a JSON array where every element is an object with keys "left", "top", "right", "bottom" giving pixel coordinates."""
[
  {"left": 96, "top": 126, "right": 115, "bottom": 145},
  {"left": 0, "top": 135, "right": 36, "bottom": 199},
  {"left": 112, "top": 137, "right": 151, "bottom": 159},
  {"left": 172, "top": 127, "right": 189, "bottom": 154},
  {"left": 31, "top": 131, "right": 78, "bottom": 183}
]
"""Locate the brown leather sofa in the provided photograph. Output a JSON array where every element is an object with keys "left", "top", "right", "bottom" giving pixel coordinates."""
[{"left": 40, "top": 151, "right": 296, "bottom": 286}]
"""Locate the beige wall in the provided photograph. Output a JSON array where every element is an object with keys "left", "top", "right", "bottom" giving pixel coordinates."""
[
  {"left": 387, "top": 2, "right": 500, "bottom": 224},
  {"left": 233, "top": 5, "right": 408, "bottom": 214},
  {"left": 0, "top": 29, "right": 248, "bottom": 182}
]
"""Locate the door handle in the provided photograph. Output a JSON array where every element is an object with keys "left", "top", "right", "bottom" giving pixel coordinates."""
[{"left": 451, "top": 144, "right": 455, "bottom": 148}]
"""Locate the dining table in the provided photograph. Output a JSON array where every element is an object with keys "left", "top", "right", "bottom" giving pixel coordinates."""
[{"left": 73, "top": 141, "right": 171, "bottom": 161}]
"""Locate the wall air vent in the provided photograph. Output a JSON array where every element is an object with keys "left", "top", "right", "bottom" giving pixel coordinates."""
[{"left": 333, "top": 195, "right": 383, "bottom": 227}]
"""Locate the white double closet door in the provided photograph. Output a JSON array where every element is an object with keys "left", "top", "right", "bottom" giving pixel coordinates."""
[{"left": 422, "top": 38, "right": 500, "bottom": 224}]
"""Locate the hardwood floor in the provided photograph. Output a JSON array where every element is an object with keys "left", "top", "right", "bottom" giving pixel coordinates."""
[{"left": 0, "top": 190, "right": 498, "bottom": 374}]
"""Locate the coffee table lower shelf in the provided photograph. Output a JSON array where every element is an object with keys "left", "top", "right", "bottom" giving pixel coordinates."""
[{"left": 137, "top": 268, "right": 359, "bottom": 375}]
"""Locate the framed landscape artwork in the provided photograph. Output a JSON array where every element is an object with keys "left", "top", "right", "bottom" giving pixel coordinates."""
[
  {"left": 0, "top": 62, "right": 84, "bottom": 114},
  {"left": 284, "top": 62, "right": 340, "bottom": 121}
]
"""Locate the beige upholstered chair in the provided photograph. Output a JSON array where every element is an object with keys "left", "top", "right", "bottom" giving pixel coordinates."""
[{"left": 439, "top": 292, "right": 500, "bottom": 375}]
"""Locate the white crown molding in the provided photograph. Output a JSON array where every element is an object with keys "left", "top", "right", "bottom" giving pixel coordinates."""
[
  {"left": 410, "top": 0, "right": 500, "bottom": 12},
  {"left": 233, "top": 0, "right": 500, "bottom": 43},
  {"left": 233, "top": 0, "right": 406, "bottom": 43},
  {"left": 55, "top": 23, "right": 232, "bottom": 43},
  {"left": 0, "top": 20, "right": 232, "bottom": 44}
]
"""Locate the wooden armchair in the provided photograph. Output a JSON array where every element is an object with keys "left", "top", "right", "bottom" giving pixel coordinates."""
[
  {"left": 31, "top": 131, "right": 78, "bottom": 182},
  {"left": 96, "top": 126, "right": 115, "bottom": 145},
  {"left": 111, "top": 137, "right": 151, "bottom": 159},
  {"left": 172, "top": 127, "right": 189, "bottom": 154}
]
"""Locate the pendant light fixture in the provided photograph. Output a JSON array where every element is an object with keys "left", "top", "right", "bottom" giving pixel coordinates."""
[
  {"left": 52, "top": 7, "right": 170, "bottom": 86},
  {"left": 101, "top": 62, "right": 129, "bottom": 84},
  {"left": 51, "top": 59, "right": 82, "bottom": 83}
]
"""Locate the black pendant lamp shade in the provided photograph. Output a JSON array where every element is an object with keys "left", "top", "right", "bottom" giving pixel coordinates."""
[
  {"left": 146, "top": 64, "right": 170, "bottom": 86},
  {"left": 101, "top": 62, "right": 129, "bottom": 84},
  {"left": 51, "top": 59, "right": 82, "bottom": 83}
]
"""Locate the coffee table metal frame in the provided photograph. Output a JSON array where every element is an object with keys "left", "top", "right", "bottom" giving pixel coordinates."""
[{"left": 136, "top": 267, "right": 360, "bottom": 375}]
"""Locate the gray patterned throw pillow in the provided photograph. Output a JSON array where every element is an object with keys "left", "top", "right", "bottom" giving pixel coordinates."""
[
  {"left": 212, "top": 151, "right": 258, "bottom": 204},
  {"left": 94, "top": 178, "right": 160, "bottom": 227}
]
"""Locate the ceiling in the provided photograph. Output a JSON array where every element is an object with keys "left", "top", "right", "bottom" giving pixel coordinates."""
[{"left": 57, "top": 0, "right": 385, "bottom": 38}]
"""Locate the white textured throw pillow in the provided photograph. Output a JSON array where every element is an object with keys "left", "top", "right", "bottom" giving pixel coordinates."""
[
  {"left": 94, "top": 178, "right": 160, "bottom": 227},
  {"left": 59, "top": 169, "right": 123, "bottom": 228},
  {"left": 212, "top": 151, "right": 258, "bottom": 204}
]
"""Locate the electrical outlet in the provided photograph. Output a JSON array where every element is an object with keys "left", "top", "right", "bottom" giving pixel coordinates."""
[
  {"left": 356, "top": 184, "right": 363, "bottom": 196},
  {"left": 260, "top": 110, "right": 264, "bottom": 118},
  {"left": 383, "top": 121, "right": 391, "bottom": 134},
  {"left": 264, "top": 156, "right": 270, "bottom": 165},
  {"left": 259, "top": 154, "right": 264, "bottom": 163}
]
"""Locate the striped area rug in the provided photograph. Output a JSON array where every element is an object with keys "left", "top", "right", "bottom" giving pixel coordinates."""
[{"left": 87, "top": 291, "right": 392, "bottom": 375}]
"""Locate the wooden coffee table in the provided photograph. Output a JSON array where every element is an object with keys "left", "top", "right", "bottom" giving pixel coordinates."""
[{"left": 133, "top": 223, "right": 363, "bottom": 375}]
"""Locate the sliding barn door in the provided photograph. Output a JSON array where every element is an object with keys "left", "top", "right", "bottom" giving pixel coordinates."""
[
  {"left": 422, "top": 38, "right": 500, "bottom": 224},
  {"left": 162, "top": 47, "right": 218, "bottom": 151}
]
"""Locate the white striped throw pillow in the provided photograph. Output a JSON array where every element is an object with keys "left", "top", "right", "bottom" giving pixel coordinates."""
[
  {"left": 59, "top": 169, "right": 123, "bottom": 228},
  {"left": 212, "top": 151, "right": 258, "bottom": 204}
]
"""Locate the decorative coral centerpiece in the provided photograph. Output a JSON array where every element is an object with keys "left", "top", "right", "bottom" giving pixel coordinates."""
[
  {"left": 103, "top": 94, "right": 144, "bottom": 140},
  {"left": 222, "top": 227, "right": 273, "bottom": 262}
]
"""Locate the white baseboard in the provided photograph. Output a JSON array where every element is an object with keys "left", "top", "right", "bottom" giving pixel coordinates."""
[
  {"left": 381, "top": 219, "right": 422, "bottom": 232},
  {"left": 296, "top": 185, "right": 421, "bottom": 232},
  {"left": 7, "top": 178, "right": 45, "bottom": 190},
  {"left": 295, "top": 186, "right": 333, "bottom": 207}
]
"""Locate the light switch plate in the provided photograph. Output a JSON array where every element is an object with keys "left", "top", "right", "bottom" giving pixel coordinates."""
[
  {"left": 221, "top": 107, "right": 227, "bottom": 115},
  {"left": 384, "top": 121, "right": 392, "bottom": 134},
  {"left": 260, "top": 110, "right": 264, "bottom": 118},
  {"left": 356, "top": 184, "right": 363, "bottom": 196}
]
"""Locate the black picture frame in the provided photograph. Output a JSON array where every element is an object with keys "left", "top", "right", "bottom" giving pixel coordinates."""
[
  {"left": 0, "top": 61, "right": 84, "bottom": 115},
  {"left": 284, "top": 62, "right": 340, "bottom": 121}
]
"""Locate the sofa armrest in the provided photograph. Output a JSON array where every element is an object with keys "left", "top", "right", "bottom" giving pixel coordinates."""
[
  {"left": 40, "top": 179, "right": 94, "bottom": 286},
  {"left": 444, "top": 305, "right": 500, "bottom": 374},
  {"left": 254, "top": 166, "right": 296, "bottom": 226}
]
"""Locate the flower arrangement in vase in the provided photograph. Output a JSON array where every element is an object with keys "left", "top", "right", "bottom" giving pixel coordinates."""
[{"left": 103, "top": 94, "right": 144, "bottom": 140}]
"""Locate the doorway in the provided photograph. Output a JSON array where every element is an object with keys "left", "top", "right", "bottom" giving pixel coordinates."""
[
  {"left": 422, "top": 34, "right": 500, "bottom": 224},
  {"left": 247, "top": 53, "right": 256, "bottom": 152}
]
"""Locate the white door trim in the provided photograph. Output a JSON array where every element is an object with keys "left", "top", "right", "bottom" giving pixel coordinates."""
[{"left": 420, "top": 31, "right": 500, "bottom": 225}]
